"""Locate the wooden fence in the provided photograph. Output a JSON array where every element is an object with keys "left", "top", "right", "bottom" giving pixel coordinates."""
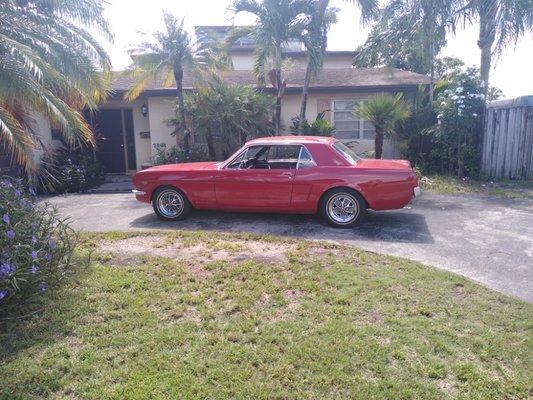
[{"left": 482, "top": 96, "right": 533, "bottom": 180}]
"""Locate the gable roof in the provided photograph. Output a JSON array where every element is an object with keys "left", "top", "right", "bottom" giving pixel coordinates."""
[{"left": 111, "top": 67, "right": 430, "bottom": 97}]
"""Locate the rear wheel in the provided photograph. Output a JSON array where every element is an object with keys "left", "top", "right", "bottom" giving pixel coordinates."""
[
  {"left": 152, "top": 187, "right": 191, "bottom": 221},
  {"left": 320, "top": 189, "right": 366, "bottom": 228}
]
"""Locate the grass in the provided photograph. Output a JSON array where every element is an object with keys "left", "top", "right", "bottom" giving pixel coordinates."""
[
  {"left": 1, "top": 230, "right": 532, "bottom": 399},
  {"left": 419, "top": 175, "right": 533, "bottom": 199}
]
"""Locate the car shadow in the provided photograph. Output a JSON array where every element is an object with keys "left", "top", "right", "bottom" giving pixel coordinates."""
[{"left": 129, "top": 207, "right": 434, "bottom": 244}]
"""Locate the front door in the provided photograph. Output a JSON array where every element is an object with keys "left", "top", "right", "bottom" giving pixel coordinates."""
[
  {"left": 90, "top": 109, "right": 136, "bottom": 174},
  {"left": 214, "top": 145, "right": 299, "bottom": 210}
]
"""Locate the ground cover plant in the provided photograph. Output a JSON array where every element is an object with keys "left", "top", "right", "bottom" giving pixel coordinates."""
[{"left": 0, "top": 230, "right": 531, "bottom": 399}]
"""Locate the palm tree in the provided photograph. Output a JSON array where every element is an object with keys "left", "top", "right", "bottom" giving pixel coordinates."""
[
  {"left": 461, "top": 0, "right": 533, "bottom": 96},
  {"left": 298, "top": 0, "right": 376, "bottom": 133},
  {"left": 228, "top": 0, "right": 313, "bottom": 135},
  {"left": 353, "top": 93, "right": 411, "bottom": 159},
  {"left": 125, "top": 13, "right": 209, "bottom": 152},
  {"left": 0, "top": 0, "right": 111, "bottom": 174}
]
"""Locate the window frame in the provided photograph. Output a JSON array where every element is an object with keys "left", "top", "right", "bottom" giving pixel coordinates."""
[
  {"left": 223, "top": 144, "right": 317, "bottom": 170},
  {"left": 331, "top": 99, "right": 376, "bottom": 140}
]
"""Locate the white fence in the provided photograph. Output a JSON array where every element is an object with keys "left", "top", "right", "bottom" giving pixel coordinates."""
[{"left": 482, "top": 96, "right": 533, "bottom": 180}]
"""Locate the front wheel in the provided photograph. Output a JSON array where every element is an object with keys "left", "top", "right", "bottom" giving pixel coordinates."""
[
  {"left": 320, "top": 189, "right": 366, "bottom": 228},
  {"left": 152, "top": 187, "right": 191, "bottom": 221}
]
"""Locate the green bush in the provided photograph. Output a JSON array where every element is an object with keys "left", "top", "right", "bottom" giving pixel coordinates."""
[
  {"left": 152, "top": 145, "right": 209, "bottom": 165},
  {"left": 0, "top": 177, "right": 77, "bottom": 308},
  {"left": 289, "top": 111, "right": 336, "bottom": 136},
  {"left": 36, "top": 147, "right": 104, "bottom": 194}
]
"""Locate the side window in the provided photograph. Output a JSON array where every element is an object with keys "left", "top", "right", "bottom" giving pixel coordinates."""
[
  {"left": 297, "top": 147, "right": 317, "bottom": 169},
  {"left": 267, "top": 145, "right": 300, "bottom": 169},
  {"left": 226, "top": 146, "right": 267, "bottom": 169}
]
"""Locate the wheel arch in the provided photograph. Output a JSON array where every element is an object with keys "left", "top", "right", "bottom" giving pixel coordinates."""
[
  {"left": 150, "top": 184, "right": 190, "bottom": 204},
  {"left": 318, "top": 186, "right": 370, "bottom": 209}
]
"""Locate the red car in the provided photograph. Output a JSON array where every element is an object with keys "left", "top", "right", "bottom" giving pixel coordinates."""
[{"left": 132, "top": 136, "right": 420, "bottom": 228}]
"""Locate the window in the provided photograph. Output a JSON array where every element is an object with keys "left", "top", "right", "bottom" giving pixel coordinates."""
[
  {"left": 226, "top": 145, "right": 302, "bottom": 170},
  {"left": 333, "top": 141, "right": 361, "bottom": 165},
  {"left": 297, "top": 147, "right": 316, "bottom": 169},
  {"left": 331, "top": 100, "right": 376, "bottom": 140}
]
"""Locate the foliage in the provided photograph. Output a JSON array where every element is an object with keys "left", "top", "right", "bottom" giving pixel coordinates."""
[
  {"left": 125, "top": 13, "right": 223, "bottom": 151},
  {"left": 152, "top": 145, "right": 209, "bottom": 165},
  {"left": 289, "top": 111, "right": 336, "bottom": 136},
  {"left": 167, "top": 75, "right": 275, "bottom": 160},
  {"left": 0, "top": 0, "right": 111, "bottom": 174},
  {"left": 0, "top": 178, "right": 77, "bottom": 309},
  {"left": 228, "top": 0, "right": 315, "bottom": 134},
  {"left": 424, "top": 67, "right": 485, "bottom": 177},
  {"left": 353, "top": 93, "right": 411, "bottom": 159},
  {"left": 35, "top": 148, "right": 104, "bottom": 194},
  {"left": 1, "top": 230, "right": 531, "bottom": 398}
]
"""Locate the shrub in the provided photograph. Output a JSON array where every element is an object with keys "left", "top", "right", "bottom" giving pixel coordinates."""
[
  {"left": 152, "top": 145, "right": 209, "bottom": 165},
  {"left": 289, "top": 111, "right": 336, "bottom": 137},
  {"left": 36, "top": 147, "right": 104, "bottom": 194},
  {"left": 0, "top": 177, "right": 77, "bottom": 309}
]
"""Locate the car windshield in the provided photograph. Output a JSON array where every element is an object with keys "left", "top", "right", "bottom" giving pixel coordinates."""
[{"left": 332, "top": 141, "right": 361, "bottom": 165}]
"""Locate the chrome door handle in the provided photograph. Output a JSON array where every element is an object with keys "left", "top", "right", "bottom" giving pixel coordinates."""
[{"left": 281, "top": 172, "right": 293, "bottom": 179}]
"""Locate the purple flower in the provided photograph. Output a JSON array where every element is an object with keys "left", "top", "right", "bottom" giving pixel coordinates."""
[
  {"left": 13, "top": 188, "right": 21, "bottom": 197},
  {"left": 30, "top": 265, "right": 38, "bottom": 274},
  {"left": 32, "top": 235, "right": 37, "bottom": 244},
  {"left": 19, "top": 198, "right": 31, "bottom": 208},
  {"left": 29, "top": 187, "right": 36, "bottom": 197},
  {"left": 31, "top": 222, "right": 38, "bottom": 230},
  {"left": 49, "top": 239, "right": 57, "bottom": 249},
  {"left": 5, "top": 230, "right": 15, "bottom": 240},
  {"left": 0, "top": 263, "right": 11, "bottom": 278},
  {"left": 38, "top": 283, "right": 46, "bottom": 294},
  {"left": 44, "top": 252, "right": 52, "bottom": 262},
  {"left": 0, "top": 290, "right": 7, "bottom": 300},
  {"left": 31, "top": 250, "right": 38, "bottom": 260},
  {"left": 2, "top": 214, "right": 9, "bottom": 224}
]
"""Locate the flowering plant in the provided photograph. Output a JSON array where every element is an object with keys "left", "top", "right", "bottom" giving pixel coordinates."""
[{"left": 0, "top": 177, "right": 77, "bottom": 307}]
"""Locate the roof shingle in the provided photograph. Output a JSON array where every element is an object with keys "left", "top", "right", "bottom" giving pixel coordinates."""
[{"left": 111, "top": 67, "right": 429, "bottom": 95}]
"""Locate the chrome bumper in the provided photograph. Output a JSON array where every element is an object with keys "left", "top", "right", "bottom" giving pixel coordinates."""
[
  {"left": 413, "top": 186, "right": 421, "bottom": 198},
  {"left": 132, "top": 189, "right": 146, "bottom": 196}
]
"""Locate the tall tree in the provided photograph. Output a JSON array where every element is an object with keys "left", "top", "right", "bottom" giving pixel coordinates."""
[
  {"left": 353, "top": 0, "right": 463, "bottom": 102},
  {"left": 461, "top": 0, "right": 533, "bottom": 96},
  {"left": 0, "top": 0, "right": 111, "bottom": 174},
  {"left": 353, "top": 93, "right": 411, "bottom": 159},
  {"left": 228, "top": 0, "right": 312, "bottom": 135},
  {"left": 125, "top": 13, "right": 212, "bottom": 152}
]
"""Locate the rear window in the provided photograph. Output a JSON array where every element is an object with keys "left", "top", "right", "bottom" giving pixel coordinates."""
[{"left": 332, "top": 141, "right": 361, "bottom": 165}]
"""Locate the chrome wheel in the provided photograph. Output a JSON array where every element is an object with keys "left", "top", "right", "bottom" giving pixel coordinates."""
[
  {"left": 326, "top": 193, "right": 359, "bottom": 224},
  {"left": 157, "top": 189, "right": 184, "bottom": 218}
]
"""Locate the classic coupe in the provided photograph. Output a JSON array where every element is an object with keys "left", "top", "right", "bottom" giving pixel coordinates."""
[{"left": 132, "top": 136, "right": 420, "bottom": 228}]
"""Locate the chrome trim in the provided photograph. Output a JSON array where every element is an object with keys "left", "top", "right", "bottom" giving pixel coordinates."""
[
  {"left": 413, "top": 186, "right": 421, "bottom": 198},
  {"left": 132, "top": 189, "right": 146, "bottom": 196}
]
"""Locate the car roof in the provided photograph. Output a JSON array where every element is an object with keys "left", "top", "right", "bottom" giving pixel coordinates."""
[{"left": 245, "top": 135, "right": 337, "bottom": 146}]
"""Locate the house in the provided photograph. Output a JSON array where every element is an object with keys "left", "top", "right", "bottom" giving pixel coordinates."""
[{"left": 3, "top": 26, "right": 429, "bottom": 174}]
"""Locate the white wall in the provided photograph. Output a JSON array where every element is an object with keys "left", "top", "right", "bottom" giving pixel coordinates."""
[
  {"left": 231, "top": 53, "right": 354, "bottom": 70},
  {"left": 280, "top": 92, "right": 400, "bottom": 159},
  {"left": 147, "top": 96, "right": 179, "bottom": 158}
]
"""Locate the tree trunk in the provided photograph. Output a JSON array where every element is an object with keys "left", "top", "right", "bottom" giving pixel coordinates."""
[
  {"left": 205, "top": 131, "right": 216, "bottom": 160},
  {"left": 173, "top": 65, "right": 189, "bottom": 153},
  {"left": 374, "top": 128, "right": 384, "bottom": 159},
  {"left": 477, "top": 1, "right": 497, "bottom": 98},
  {"left": 275, "top": 69, "right": 282, "bottom": 135},
  {"left": 429, "top": 42, "right": 435, "bottom": 103},
  {"left": 298, "top": 64, "right": 312, "bottom": 134}
]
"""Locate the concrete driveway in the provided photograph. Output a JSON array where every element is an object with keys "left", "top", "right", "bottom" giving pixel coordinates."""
[{"left": 45, "top": 192, "right": 533, "bottom": 302}]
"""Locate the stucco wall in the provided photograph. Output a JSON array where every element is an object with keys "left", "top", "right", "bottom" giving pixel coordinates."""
[
  {"left": 280, "top": 92, "right": 401, "bottom": 159},
  {"left": 231, "top": 53, "right": 353, "bottom": 70},
  {"left": 147, "top": 96, "right": 178, "bottom": 158}
]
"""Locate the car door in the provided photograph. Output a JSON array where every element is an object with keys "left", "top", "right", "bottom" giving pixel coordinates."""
[{"left": 214, "top": 145, "right": 299, "bottom": 210}]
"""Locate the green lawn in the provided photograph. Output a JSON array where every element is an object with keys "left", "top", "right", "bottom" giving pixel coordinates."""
[
  {"left": 1, "top": 231, "right": 532, "bottom": 399},
  {"left": 420, "top": 175, "right": 533, "bottom": 199}
]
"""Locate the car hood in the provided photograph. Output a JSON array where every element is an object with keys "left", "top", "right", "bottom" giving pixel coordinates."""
[
  {"left": 355, "top": 158, "right": 412, "bottom": 170},
  {"left": 144, "top": 161, "right": 221, "bottom": 172}
]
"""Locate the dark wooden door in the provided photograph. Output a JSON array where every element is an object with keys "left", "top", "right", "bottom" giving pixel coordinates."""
[{"left": 95, "top": 109, "right": 126, "bottom": 173}]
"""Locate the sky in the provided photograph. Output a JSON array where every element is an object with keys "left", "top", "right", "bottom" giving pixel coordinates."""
[{"left": 101, "top": 0, "right": 533, "bottom": 98}]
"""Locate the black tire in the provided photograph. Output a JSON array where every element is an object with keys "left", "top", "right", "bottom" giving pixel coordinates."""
[
  {"left": 152, "top": 186, "right": 191, "bottom": 221},
  {"left": 320, "top": 188, "right": 366, "bottom": 228}
]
